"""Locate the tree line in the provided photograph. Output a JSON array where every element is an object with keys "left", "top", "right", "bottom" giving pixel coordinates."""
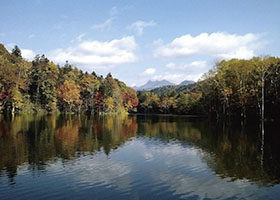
[
  {"left": 137, "top": 57, "right": 280, "bottom": 120},
  {"left": 0, "top": 44, "right": 138, "bottom": 114},
  {"left": 1, "top": 44, "right": 280, "bottom": 120}
]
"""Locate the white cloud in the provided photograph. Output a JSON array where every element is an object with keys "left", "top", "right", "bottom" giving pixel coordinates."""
[
  {"left": 91, "top": 18, "right": 113, "bottom": 31},
  {"left": 152, "top": 72, "right": 202, "bottom": 83},
  {"left": 154, "top": 32, "right": 262, "bottom": 59},
  {"left": 5, "top": 43, "right": 36, "bottom": 61},
  {"left": 130, "top": 83, "right": 137, "bottom": 87},
  {"left": 50, "top": 36, "right": 137, "bottom": 71},
  {"left": 22, "top": 49, "right": 36, "bottom": 61},
  {"left": 6, "top": 43, "right": 16, "bottom": 50},
  {"left": 142, "top": 68, "right": 156, "bottom": 75},
  {"left": 128, "top": 20, "right": 156, "bottom": 36},
  {"left": 166, "top": 61, "right": 208, "bottom": 71}
]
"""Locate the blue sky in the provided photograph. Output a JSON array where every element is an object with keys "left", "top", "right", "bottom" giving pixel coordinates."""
[{"left": 1, "top": 0, "right": 279, "bottom": 86}]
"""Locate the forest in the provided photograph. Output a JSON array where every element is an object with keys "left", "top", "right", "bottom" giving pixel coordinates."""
[
  {"left": 0, "top": 44, "right": 138, "bottom": 114},
  {"left": 1, "top": 43, "right": 280, "bottom": 120},
  {"left": 138, "top": 56, "right": 280, "bottom": 120}
]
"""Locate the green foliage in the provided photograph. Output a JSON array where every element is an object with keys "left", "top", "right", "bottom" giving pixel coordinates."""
[
  {"left": 151, "top": 84, "right": 196, "bottom": 95},
  {"left": 0, "top": 44, "right": 138, "bottom": 114},
  {"left": 0, "top": 44, "right": 31, "bottom": 113},
  {"left": 197, "top": 57, "right": 280, "bottom": 120},
  {"left": 137, "top": 57, "right": 280, "bottom": 119},
  {"left": 29, "top": 57, "right": 59, "bottom": 111},
  {"left": 2, "top": 43, "right": 280, "bottom": 120},
  {"left": 137, "top": 90, "right": 202, "bottom": 114}
]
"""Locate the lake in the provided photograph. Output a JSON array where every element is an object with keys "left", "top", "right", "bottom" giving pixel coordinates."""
[{"left": 0, "top": 114, "right": 280, "bottom": 200}]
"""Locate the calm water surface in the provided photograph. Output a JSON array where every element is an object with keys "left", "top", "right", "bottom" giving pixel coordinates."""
[{"left": 0, "top": 114, "right": 280, "bottom": 200}]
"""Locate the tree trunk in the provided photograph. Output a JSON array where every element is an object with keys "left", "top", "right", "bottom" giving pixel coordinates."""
[
  {"left": 11, "top": 105, "right": 15, "bottom": 115},
  {"left": 223, "top": 103, "right": 226, "bottom": 117},
  {"left": 36, "top": 82, "right": 40, "bottom": 103},
  {"left": 260, "top": 119, "right": 265, "bottom": 169},
  {"left": 261, "top": 75, "right": 265, "bottom": 121}
]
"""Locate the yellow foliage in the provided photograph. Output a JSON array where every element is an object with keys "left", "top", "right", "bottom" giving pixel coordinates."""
[
  {"left": 105, "top": 97, "right": 115, "bottom": 112},
  {"left": 12, "top": 87, "right": 23, "bottom": 109}
]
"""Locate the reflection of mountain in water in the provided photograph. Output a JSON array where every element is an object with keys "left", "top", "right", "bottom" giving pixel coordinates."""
[{"left": 0, "top": 114, "right": 280, "bottom": 186}]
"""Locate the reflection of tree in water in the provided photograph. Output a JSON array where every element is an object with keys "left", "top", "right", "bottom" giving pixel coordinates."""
[
  {"left": 198, "top": 122, "right": 280, "bottom": 186},
  {"left": 137, "top": 115, "right": 280, "bottom": 186},
  {"left": 56, "top": 118, "right": 79, "bottom": 159},
  {"left": 93, "top": 114, "right": 137, "bottom": 155},
  {"left": 137, "top": 115, "right": 202, "bottom": 142},
  {"left": 1, "top": 114, "right": 280, "bottom": 186},
  {"left": 0, "top": 114, "right": 137, "bottom": 184},
  {"left": 0, "top": 115, "right": 29, "bottom": 184}
]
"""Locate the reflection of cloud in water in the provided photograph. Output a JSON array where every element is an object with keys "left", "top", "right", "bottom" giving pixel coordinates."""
[
  {"left": 64, "top": 153, "right": 133, "bottom": 193},
  {"left": 27, "top": 137, "right": 280, "bottom": 199},
  {"left": 143, "top": 151, "right": 154, "bottom": 161},
  {"left": 155, "top": 168, "right": 257, "bottom": 199},
  {"left": 137, "top": 138, "right": 204, "bottom": 169},
  {"left": 127, "top": 139, "right": 278, "bottom": 199}
]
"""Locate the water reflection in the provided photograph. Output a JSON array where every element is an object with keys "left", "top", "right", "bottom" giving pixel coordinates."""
[
  {"left": 0, "top": 114, "right": 137, "bottom": 184},
  {"left": 0, "top": 114, "right": 280, "bottom": 199},
  {"left": 137, "top": 115, "right": 280, "bottom": 185}
]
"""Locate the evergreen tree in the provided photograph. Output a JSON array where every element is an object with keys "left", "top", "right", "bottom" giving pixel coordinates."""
[{"left": 11, "top": 45, "right": 22, "bottom": 58}]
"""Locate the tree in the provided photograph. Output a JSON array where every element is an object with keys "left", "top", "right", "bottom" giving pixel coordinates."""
[
  {"left": 80, "top": 74, "right": 100, "bottom": 113},
  {"left": 11, "top": 45, "right": 22, "bottom": 58},
  {"left": 252, "top": 57, "right": 271, "bottom": 120},
  {"left": 29, "top": 54, "right": 49, "bottom": 103},
  {"left": 29, "top": 56, "right": 59, "bottom": 111},
  {"left": 104, "top": 97, "right": 115, "bottom": 112},
  {"left": 57, "top": 80, "right": 81, "bottom": 112},
  {"left": 122, "top": 87, "right": 138, "bottom": 112},
  {"left": 0, "top": 44, "right": 31, "bottom": 113},
  {"left": 138, "top": 92, "right": 159, "bottom": 113},
  {"left": 41, "top": 62, "right": 59, "bottom": 111},
  {"left": 159, "top": 93, "right": 177, "bottom": 114},
  {"left": 0, "top": 44, "right": 139, "bottom": 114}
]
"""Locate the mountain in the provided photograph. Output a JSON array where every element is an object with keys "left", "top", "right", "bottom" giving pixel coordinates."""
[
  {"left": 179, "top": 80, "right": 195, "bottom": 86},
  {"left": 134, "top": 79, "right": 196, "bottom": 91},
  {"left": 134, "top": 80, "right": 174, "bottom": 91}
]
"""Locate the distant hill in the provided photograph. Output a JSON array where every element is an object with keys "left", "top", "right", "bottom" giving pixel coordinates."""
[
  {"left": 179, "top": 80, "right": 195, "bottom": 86},
  {"left": 151, "top": 83, "right": 196, "bottom": 95},
  {"left": 134, "top": 80, "right": 174, "bottom": 91},
  {"left": 134, "top": 79, "right": 195, "bottom": 91}
]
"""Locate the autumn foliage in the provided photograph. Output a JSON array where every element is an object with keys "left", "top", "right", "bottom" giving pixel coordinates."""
[{"left": 0, "top": 44, "right": 138, "bottom": 114}]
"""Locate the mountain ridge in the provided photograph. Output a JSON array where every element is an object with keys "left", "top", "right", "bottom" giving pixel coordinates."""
[
  {"left": 134, "top": 79, "right": 195, "bottom": 91},
  {"left": 179, "top": 80, "right": 195, "bottom": 86}
]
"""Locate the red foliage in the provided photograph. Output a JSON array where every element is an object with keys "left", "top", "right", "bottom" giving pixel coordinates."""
[
  {"left": 123, "top": 92, "right": 129, "bottom": 100},
  {"left": 57, "top": 84, "right": 69, "bottom": 99},
  {"left": 0, "top": 89, "right": 11, "bottom": 100},
  {"left": 131, "top": 98, "right": 138, "bottom": 107},
  {"left": 95, "top": 92, "right": 103, "bottom": 105}
]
